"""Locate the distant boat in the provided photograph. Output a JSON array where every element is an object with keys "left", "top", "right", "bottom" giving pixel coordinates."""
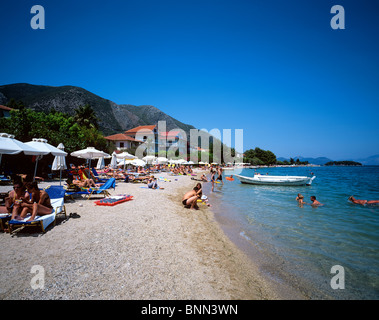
[{"left": 235, "top": 174, "right": 316, "bottom": 186}]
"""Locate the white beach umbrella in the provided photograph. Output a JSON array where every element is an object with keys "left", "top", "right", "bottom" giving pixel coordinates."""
[
  {"left": 71, "top": 147, "right": 110, "bottom": 168},
  {"left": 0, "top": 133, "right": 43, "bottom": 165},
  {"left": 142, "top": 155, "right": 156, "bottom": 164},
  {"left": 25, "top": 138, "right": 67, "bottom": 157},
  {"left": 25, "top": 138, "right": 68, "bottom": 181},
  {"left": 116, "top": 151, "right": 137, "bottom": 169},
  {"left": 116, "top": 152, "right": 137, "bottom": 160},
  {"left": 110, "top": 152, "right": 118, "bottom": 169},
  {"left": 156, "top": 157, "right": 168, "bottom": 164},
  {"left": 51, "top": 143, "right": 67, "bottom": 185},
  {"left": 131, "top": 159, "right": 146, "bottom": 167},
  {"left": 177, "top": 159, "right": 187, "bottom": 165},
  {"left": 96, "top": 157, "right": 105, "bottom": 170}
]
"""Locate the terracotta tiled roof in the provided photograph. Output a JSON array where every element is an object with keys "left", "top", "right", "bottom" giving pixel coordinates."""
[
  {"left": 124, "top": 125, "right": 156, "bottom": 135},
  {"left": 104, "top": 133, "right": 142, "bottom": 142}
]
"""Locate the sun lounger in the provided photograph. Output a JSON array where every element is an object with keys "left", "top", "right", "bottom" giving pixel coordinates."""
[
  {"left": 0, "top": 213, "right": 11, "bottom": 231},
  {"left": 7, "top": 185, "right": 67, "bottom": 234},
  {"left": 91, "top": 168, "right": 110, "bottom": 182},
  {"left": 0, "top": 175, "right": 11, "bottom": 185},
  {"left": 66, "top": 178, "right": 116, "bottom": 200}
]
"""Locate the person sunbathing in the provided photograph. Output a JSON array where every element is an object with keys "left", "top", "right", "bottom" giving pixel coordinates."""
[
  {"left": 18, "top": 181, "right": 53, "bottom": 222},
  {"left": 348, "top": 196, "right": 379, "bottom": 206},
  {"left": 0, "top": 181, "right": 30, "bottom": 220},
  {"left": 72, "top": 178, "right": 99, "bottom": 188}
]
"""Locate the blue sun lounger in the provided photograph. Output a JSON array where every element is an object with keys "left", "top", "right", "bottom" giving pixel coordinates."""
[
  {"left": 65, "top": 178, "right": 116, "bottom": 200},
  {"left": 91, "top": 168, "right": 110, "bottom": 183}
]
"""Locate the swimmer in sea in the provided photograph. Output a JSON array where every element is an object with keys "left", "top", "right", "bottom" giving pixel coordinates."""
[
  {"left": 310, "top": 196, "right": 323, "bottom": 207},
  {"left": 348, "top": 196, "right": 379, "bottom": 206},
  {"left": 296, "top": 193, "right": 305, "bottom": 207}
]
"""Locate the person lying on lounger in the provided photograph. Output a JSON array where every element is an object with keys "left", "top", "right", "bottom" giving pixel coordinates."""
[
  {"left": 67, "top": 174, "right": 100, "bottom": 189},
  {"left": 18, "top": 181, "right": 53, "bottom": 222}
]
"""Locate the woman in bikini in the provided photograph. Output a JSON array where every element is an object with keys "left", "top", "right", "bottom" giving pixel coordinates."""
[
  {"left": 19, "top": 181, "right": 53, "bottom": 222},
  {"left": 0, "top": 181, "right": 30, "bottom": 220}
]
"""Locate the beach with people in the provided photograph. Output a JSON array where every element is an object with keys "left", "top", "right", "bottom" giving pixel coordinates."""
[{"left": 0, "top": 169, "right": 301, "bottom": 300}]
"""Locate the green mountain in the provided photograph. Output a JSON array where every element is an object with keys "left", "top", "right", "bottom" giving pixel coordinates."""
[{"left": 0, "top": 83, "right": 196, "bottom": 137}]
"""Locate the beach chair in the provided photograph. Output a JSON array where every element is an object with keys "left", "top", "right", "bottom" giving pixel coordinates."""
[
  {"left": 65, "top": 178, "right": 116, "bottom": 200},
  {"left": 87, "top": 177, "right": 116, "bottom": 199},
  {"left": 0, "top": 175, "right": 11, "bottom": 185},
  {"left": 91, "top": 168, "right": 110, "bottom": 182},
  {"left": 7, "top": 185, "right": 67, "bottom": 234},
  {"left": 0, "top": 213, "right": 11, "bottom": 232}
]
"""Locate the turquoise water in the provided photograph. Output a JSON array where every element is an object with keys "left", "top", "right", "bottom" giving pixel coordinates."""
[{"left": 205, "top": 166, "right": 379, "bottom": 299}]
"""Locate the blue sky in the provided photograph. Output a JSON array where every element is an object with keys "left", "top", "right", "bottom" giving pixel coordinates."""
[{"left": 1, "top": 0, "right": 378, "bottom": 160}]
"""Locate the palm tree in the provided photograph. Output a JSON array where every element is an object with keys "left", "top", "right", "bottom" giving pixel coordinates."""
[{"left": 73, "top": 104, "right": 99, "bottom": 129}]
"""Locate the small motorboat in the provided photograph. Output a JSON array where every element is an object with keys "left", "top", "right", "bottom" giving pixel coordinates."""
[{"left": 235, "top": 174, "right": 316, "bottom": 186}]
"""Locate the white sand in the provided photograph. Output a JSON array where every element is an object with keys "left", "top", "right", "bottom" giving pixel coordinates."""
[{"left": 0, "top": 171, "right": 294, "bottom": 300}]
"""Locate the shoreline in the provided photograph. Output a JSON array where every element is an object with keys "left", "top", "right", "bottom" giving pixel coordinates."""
[
  {"left": 200, "top": 175, "right": 308, "bottom": 300},
  {"left": 0, "top": 171, "right": 298, "bottom": 299}
]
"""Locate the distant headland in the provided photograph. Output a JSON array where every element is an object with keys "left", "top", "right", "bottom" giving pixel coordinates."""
[{"left": 324, "top": 161, "right": 362, "bottom": 166}]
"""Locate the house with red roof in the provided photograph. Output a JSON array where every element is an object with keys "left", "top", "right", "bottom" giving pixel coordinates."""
[
  {"left": 105, "top": 124, "right": 187, "bottom": 154},
  {"left": 105, "top": 124, "right": 158, "bottom": 151},
  {"left": 104, "top": 133, "right": 143, "bottom": 150}
]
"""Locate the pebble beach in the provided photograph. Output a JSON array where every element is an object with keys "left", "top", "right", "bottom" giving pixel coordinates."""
[{"left": 0, "top": 171, "right": 297, "bottom": 300}]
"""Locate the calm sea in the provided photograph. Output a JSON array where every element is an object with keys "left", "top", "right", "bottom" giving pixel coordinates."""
[{"left": 204, "top": 166, "right": 379, "bottom": 299}]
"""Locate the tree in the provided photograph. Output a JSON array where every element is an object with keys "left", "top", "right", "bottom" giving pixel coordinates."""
[{"left": 73, "top": 104, "right": 99, "bottom": 129}]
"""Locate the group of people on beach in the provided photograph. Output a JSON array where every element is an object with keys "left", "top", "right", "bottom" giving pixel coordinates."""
[
  {"left": 182, "top": 165, "right": 226, "bottom": 209},
  {"left": 0, "top": 180, "right": 53, "bottom": 231}
]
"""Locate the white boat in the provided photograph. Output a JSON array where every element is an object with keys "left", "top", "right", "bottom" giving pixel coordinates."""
[{"left": 235, "top": 174, "right": 316, "bottom": 186}]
